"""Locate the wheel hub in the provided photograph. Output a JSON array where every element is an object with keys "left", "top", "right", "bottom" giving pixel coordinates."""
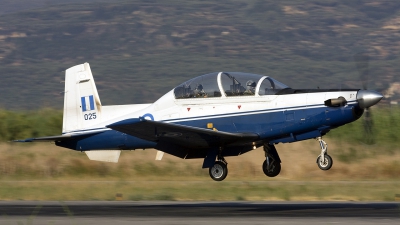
[
  {"left": 319, "top": 158, "right": 328, "bottom": 167},
  {"left": 211, "top": 164, "right": 224, "bottom": 179}
]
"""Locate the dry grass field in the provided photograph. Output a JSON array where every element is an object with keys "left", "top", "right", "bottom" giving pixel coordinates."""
[{"left": 0, "top": 140, "right": 399, "bottom": 201}]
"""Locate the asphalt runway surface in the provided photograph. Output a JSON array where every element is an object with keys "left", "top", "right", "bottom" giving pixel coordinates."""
[{"left": 0, "top": 201, "right": 399, "bottom": 225}]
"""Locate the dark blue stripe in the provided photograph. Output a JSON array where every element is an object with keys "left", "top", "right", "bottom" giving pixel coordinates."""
[
  {"left": 81, "top": 97, "right": 86, "bottom": 112},
  {"left": 64, "top": 102, "right": 359, "bottom": 134},
  {"left": 163, "top": 102, "right": 358, "bottom": 122},
  {"left": 89, "top": 95, "right": 95, "bottom": 111},
  {"left": 58, "top": 106, "right": 358, "bottom": 151}
]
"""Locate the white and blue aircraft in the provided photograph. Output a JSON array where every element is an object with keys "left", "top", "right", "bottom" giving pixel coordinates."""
[{"left": 16, "top": 63, "right": 383, "bottom": 181}]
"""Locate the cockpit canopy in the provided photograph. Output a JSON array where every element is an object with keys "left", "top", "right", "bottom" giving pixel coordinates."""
[{"left": 174, "top": 72, "right": 289, "bottom": 99}]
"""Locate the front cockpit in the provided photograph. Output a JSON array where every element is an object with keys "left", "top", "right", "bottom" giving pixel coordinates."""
[{"left": 173, "top": 72, "right": 290, "bottom": 99}]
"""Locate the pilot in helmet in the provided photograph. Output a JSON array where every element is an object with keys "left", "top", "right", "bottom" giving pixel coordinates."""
[
  {"left": 244, "top": 80, "right": 256, "bottom": 95},
  {"left": 194, "top": 84, "right": 207, "bottom": 97}
]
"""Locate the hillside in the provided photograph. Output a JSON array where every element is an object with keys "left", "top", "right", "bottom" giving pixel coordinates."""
[
  {"left": 1, "top": 0, "right": 400, "bottom": 109},
  {"left": 0, "top": 0, "right": 109, "bottom": 15}
]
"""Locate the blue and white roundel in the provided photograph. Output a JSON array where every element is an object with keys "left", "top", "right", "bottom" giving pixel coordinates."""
[{"left": 142, "top": 113, "right": 154, "bottom": 121}]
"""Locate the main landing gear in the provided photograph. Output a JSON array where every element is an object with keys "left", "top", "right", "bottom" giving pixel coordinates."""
[
  {"left": 206, "top": 137, "right": 332, "bottom": 181},
  {"left": 316, "top": 137, "right": 333, "bottom": 170},
  {"left": 262, "top": 144, "right": 281, "bottom": 177},
  {"left": 209, "top": 156, "right": 228, "bottom": 181}
]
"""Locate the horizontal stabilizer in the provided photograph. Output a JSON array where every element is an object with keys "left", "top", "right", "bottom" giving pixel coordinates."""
[
  {"left": 12, "top": 130, "right": 105, "bottom": 142},
  {"left": 107, "top": 118, "right": 259, "bottom": 148},
  {"left": 155, "top": 151, "right": 164, "bottom": 160},
  {"left": 85, "top": 150, "right": 121, "bottom": 163}
]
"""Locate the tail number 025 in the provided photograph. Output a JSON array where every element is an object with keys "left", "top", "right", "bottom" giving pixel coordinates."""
[{"left": 84, "top": 113, "right": 97, "bottom": 120}]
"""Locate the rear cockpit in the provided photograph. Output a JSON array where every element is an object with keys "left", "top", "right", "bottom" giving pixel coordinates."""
[{"left": 173, "top": 72, "right": 290, "bottom": 99}]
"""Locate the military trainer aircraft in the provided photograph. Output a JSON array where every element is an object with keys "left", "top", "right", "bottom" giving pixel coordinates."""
[{"left": 15, "top": 62, "right": 383, "bottom": 181}]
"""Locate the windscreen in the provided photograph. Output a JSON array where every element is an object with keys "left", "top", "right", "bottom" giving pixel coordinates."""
[
  {"left": 258, "top": 77, "right": 290, "bottom": 95},
  {"left": 174, "top": 72, "right": 221, "bottom": 99}
]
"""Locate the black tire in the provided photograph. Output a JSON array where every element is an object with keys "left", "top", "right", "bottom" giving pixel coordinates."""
[
  {"left": 262, "top": 159, "right": 281, "bottom": 177},
  {"left": 209, "top": 161, "right": 228, "bottom": 181},
  {"left": 317, "top": 154, "right": 333, "bottom": 170}
]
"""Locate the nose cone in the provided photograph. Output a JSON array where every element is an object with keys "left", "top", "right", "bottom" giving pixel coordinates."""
[{"left": 357, "top": 90, "right": 383, "bottom": 109}]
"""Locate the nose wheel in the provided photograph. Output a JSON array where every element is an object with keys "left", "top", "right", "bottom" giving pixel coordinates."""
[
  {"left": 317, "top": 154, "right": 333, "bottom": 170},
  {"left": 316, "top": 137, "right": 333, "bottom": 170},
  {"left": 209, "top": 158, "right": 228, "bottom": 181}
]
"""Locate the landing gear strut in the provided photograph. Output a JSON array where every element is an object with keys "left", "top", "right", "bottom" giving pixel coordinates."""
[
  {"left": 316, "top": 137, "right": 333, "bottom": 170},
  {"left": 262, "top": 144, "right": 281, "bottom": 177},
  {"left": 209, "top": 155, "right": 228, "bottom": 181}
]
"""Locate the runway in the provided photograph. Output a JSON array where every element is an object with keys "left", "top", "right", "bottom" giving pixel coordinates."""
[{"left": 0, "top": 201, "right": 399, "bottom": 224}]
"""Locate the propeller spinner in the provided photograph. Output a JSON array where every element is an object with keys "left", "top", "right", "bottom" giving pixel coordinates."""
[{"left": 356, "top": 90, "right": 383, "bottom": 109}]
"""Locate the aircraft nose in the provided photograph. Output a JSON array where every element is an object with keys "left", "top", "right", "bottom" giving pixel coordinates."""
[{"left": 356, "top": 90, "right": 383, "bottom": 109}]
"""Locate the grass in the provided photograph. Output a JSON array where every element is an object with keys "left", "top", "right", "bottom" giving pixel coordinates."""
[
  {"left": 1, "top": 140, "right": 400, "bottom": 201},
  {"left": 0, "top": 109, "right": 62, "bottom": 142},
  {"left": 0, "top": 107, "right": 399, "bottom": 202},
  {"left": 3, "top": 139, "right": 400, "bottom": 181},
  {"left": 0, "top": 180, "right": 398, "bottom": 201},
  {"left": 329, "top": 106, "right": 400, "bottom": 149}
]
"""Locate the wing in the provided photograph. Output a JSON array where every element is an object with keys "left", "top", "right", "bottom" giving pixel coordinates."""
[{"left": 107, "top": 118, "right": 259, "bottom": 149}]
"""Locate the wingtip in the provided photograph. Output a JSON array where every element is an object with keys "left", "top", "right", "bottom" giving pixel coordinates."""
[{"left": 11, "top": 139, "right": 34, "bottom": 143}]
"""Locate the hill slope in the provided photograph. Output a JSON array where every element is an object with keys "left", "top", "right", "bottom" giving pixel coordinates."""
[{"left": 1, "top": 0, "right": 400, "bottom": 109}]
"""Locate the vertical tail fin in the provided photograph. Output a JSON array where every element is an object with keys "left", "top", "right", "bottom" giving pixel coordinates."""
[{"left": 63, "top": 63, "right": 102, "bottom": 133}]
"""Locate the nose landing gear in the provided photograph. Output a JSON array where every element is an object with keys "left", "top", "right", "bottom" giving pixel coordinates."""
[{"left": 316, "top": 137, "right": 333, "bottom": 170}]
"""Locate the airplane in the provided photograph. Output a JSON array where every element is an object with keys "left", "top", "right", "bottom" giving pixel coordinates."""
[{"left": 15, "top": 62, "right": 383, "bottom": 181}]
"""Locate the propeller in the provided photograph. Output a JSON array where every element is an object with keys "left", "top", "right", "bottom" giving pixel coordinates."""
[{"left": 353, "top": 53, "right": 377, "bottom": 145}]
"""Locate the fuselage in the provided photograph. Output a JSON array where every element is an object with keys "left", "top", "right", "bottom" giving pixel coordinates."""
[
  {"left": 56, "top": 72, "right": 364, "bottom": 158},
  {"left": 14, "top": 64, "right": 384, "bottom": 180}
]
